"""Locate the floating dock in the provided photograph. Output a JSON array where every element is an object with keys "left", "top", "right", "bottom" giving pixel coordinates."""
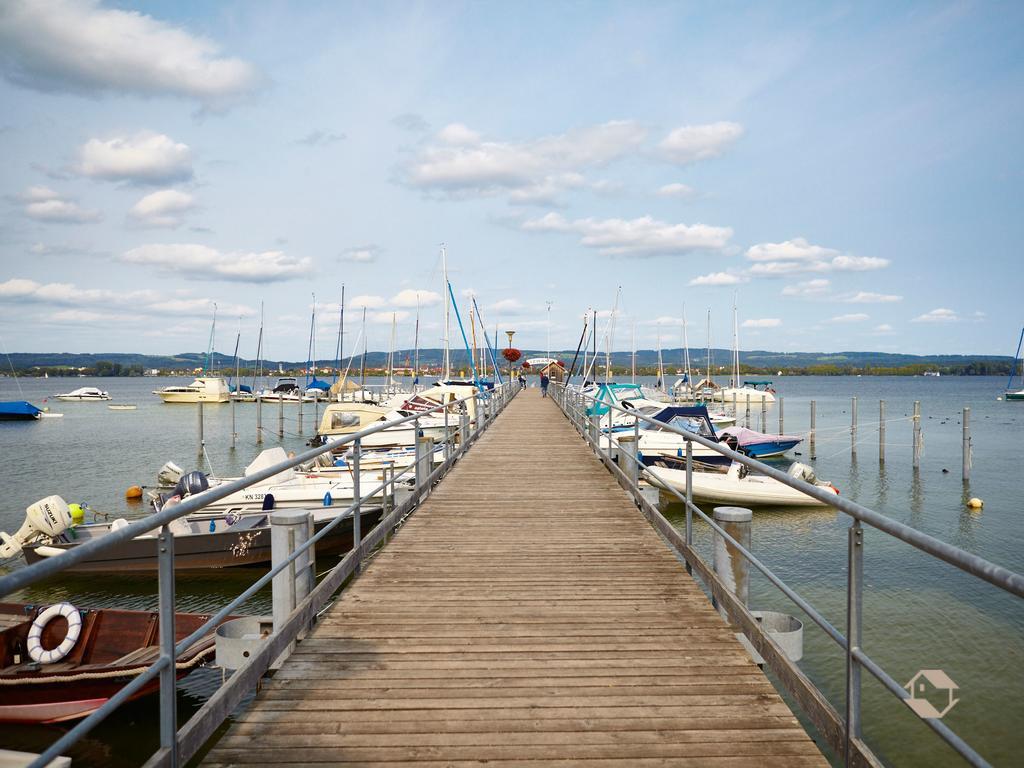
[{"left": 204, "top": 391, "right": 825, "bottom": 766}]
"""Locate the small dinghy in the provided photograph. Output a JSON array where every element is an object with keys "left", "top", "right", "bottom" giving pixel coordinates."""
[
  {"left": 54, "top": 387, "right": 110, "bottom": 401},
  {"left": 108, "top": 404, "right": 137, "bottom": 410},
  {"left": 0, "top": 601, "right": 227, "bottom": 723},
  {"left": 718, "top": 426, "right": 802, "bottom": 458},
  {"left": 646, "top": 460, "right": 838, "bottom": 508}
]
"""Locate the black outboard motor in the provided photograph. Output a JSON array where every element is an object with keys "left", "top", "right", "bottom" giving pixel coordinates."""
[{"left": 174, "top": 471, "right": 210, "bottom": 498}]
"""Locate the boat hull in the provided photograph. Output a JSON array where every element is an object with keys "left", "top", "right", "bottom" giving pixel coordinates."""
[
  {"left": 647, "top": 465, "right": 834, "bottom": 508},
  {"left": 1006, "top": 390, "right": 1024, "bottom": 401}
]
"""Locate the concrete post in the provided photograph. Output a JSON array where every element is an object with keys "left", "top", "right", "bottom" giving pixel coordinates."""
[
  {"left": 809, "top": 400, "right": 816, "bottom": 457},
  {"left": 879, "top": 400, "right": 886, "bottom": 464},
  {"left": 619, "top": 433, "right": 639, "bottom": 490},
  {"left": 271, "top": 509, "right": 314, "bottom": 665},
  {"left": 297, "top": 393, "right": 303, "bottom": 435},
  {"left": 256, "top": 395, "right": 263, "bottom": 444},
  {"left": 912, "top": 401, "right": 921, "bottom": 470},
  {"left": 415, "top": 432, "right": 433, "bottom": 492},
  {"left": 278, "top": 397, "right": 284, "bottom": 439},
  {"left": 778, "top": 397, "right": 784, "bottom": 434},
  {"left": 760, "top": 398, "right": 767, "bottom": 433},
  {"left": 713, "top": 506, "right": 752, "bottom": 622},
  {"left": 231, "top": 396, "right": 236, "bottom": 451},
  {"left": 851, "top": 397, "right": 858, "bottom": 457}
]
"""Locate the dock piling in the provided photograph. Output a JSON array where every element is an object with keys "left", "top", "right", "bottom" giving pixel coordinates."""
[
  {"left": 760, "top": 397, "right": 767, "bottom": 433},
  {"left": 778, "top": 396, "right": 784, "bottom": 434},
  {"left": 962, "top": 407, "right": 971, "bottom": 482},
  {"left": 879, "top": 400, "right": 886, "bottom": 464},
  {"left": 197, "top": 401, "right": 204, "bottom": 455},
  {"left": 278, "top": 397, "right": 284, "bottom": 439},
  {"left": 230, "top": 396, "right": 236, "bottom": 451},
  {"left": 297, "top": 394, "right": 303, "bottom": 435},
  {"left": 713, "top": 506, "right": 752, "bottom": 621},
  {"left": 810, "top": 400, "right": 816, "bottom": 457},
  {"left": 851, "top": 397, "right": 858, "bottom": 457},
  {"left": 352, "top": 438, "right": 362, "bottom": 571},
  {"left": 256, "top": 396, "right": 263, "bottom": 444},
  {"left": 913, "top": 401, "right": 921, "bottom": 469},
  {"left": 745, "top": 393, "right": 751, "bottom": 428}
]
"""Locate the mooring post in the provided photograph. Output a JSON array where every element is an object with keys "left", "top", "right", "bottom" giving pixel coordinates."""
[
  {"left": 778, "top": 396, "right": 784, "bottom": 434},
  {"left": 912, "top": 400, "right": 921, "bottom": 470},
  {"left": 879, "top": 400, "right": 886, "bottom": 464},
  {"left": 415, "top": 420, "right": 429, "bottom": 492},
  {"left": 745, "top": 394, "right": 751, "bottom": 428},
  {"left": 732, "top": 391, "right": 737, "bottom": 420},
  {"left": 712, "top": 506, "right": 752, "bottom": 622},
  {"left": 297, "top": 393, "right": 303, "bottom": 435},
  {"left": 606, "top": 405, "right": 615, "bottom": 462},
  {"left": 620, "top": 432, "right": 639, "bottom": 490},
  {"left": 270, "top": 509, "right": 314, "bottom": 664},
  {"left": 459, "top": 409, "right": 469, "bottom": 452},
  {"left": 760, "top": 397, "right": 767, "bottom": 433},
  {"left": 589, "top": 412, "right": 601, "bottom": 450},
  {"left": 278, "top": 397, "right": 284, "bottom": 439},
  {"left": 256, "top": 395, "right": 263, "bottom": 444},
  {"left": 810, "top": 400, "right": 816, "bottom": 457},
  {"left": 851, "top": 397, "right": 858, "bottom": 457},
  {"left": 230, "top": 395, "right": 236, "bottom": 451},
  {"left": 197, "top": 401, "right": 204, "bottom": 455},
  {"left": 962, "top": 407, "right": 971, "bottom": 482},
  {"left": 314, "top": 397, "right": 319, "bottom": 433}
]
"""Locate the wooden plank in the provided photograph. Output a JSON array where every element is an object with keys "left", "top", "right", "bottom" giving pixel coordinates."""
[{"left": 202, "top": 391, "right": 827, "bottom": 767}]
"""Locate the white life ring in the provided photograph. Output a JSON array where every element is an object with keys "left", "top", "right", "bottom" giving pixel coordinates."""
[{"left": 27, "top": 602, "right": 82, "bottom": 664}]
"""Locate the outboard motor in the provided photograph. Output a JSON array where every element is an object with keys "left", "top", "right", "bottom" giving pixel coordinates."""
[
  {"left": 0, "top": 496, "right": 73, "bottom": 558},
  {"left": 157, "top": 461, "right": 184, "bottom": 487},
  {"left": 174, "top": 471, "right": 210, "bottom": 498},
  {"left": 787, "top": 462, "right": 818, "bottom": 484}
]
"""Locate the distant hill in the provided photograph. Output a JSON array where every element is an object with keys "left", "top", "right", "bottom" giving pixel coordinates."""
[{"left": 3, "top": 348, "right": 1015, "bottom": 376}]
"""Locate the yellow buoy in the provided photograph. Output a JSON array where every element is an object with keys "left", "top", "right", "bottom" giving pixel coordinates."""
[
  {"left": 125, "top": 485, "right": 143, "bottom": 500},
  {"left": 69, "top": 503, "right": 84, "bottom": 524},
  {"left": 967, "top": 497, "right": 983, "bottom": 510}
]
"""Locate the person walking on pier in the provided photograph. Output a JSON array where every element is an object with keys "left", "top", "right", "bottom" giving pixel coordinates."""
[{"left": 540, "top": 372, "right": 549, "bottom": 397}]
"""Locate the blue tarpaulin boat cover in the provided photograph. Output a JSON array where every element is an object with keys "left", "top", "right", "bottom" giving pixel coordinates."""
[{"left": 0, "top": 401, "right": 42, "bottom": 419}]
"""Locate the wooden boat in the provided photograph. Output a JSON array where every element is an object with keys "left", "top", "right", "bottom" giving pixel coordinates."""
[
  {"left": 646, "top": 460, "right": 838, "bottom": 508},
  {"left": 0, "top": 602, "right": 228, "bottom": 724}
]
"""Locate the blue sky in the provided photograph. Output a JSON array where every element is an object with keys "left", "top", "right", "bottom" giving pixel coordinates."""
[{"left": 0, "top": 0, "right": 1021, "bottom": 360}]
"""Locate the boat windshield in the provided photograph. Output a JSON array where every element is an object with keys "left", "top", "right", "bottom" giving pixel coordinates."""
[{"left": 662, "top": 415, "right": 716, "bottom": 439}]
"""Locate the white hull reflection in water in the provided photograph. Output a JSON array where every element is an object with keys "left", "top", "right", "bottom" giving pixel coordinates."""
[{"left": 0, "top": 375, "right": 1021, "bottom": 767}]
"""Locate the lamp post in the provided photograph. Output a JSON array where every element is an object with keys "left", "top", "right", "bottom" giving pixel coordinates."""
[
  {"left": 505, "top": 330, "right": 516, "bottom": 381},
  {"left": 545, "top": 300, "right": 553, "bottom": 360}
]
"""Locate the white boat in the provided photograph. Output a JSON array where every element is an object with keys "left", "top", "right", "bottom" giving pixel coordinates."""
[
  {"left": 153, "top": 377, "right": 230, "bottom": 403},
  {"left": 719, "top": 381, "right": 777, "bottom": 405},
  {"left": 646, "top": 460, "right": 838, "bottom": 508},
  {"left": 108, "top": 404, "right": 137, "bottom": 411},
  {"left": 54, "top": 387, "right": 110, "bottom": 401}
]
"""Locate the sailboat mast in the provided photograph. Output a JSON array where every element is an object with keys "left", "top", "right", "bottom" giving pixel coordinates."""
[
  {"left": 335, "top": 284, "right": 345, "bottom": 381},
  {"left": 441, "top": 244, "right": 451, "bottom": 380},
  {"left": 360, "top": 307, "right": 367, "bottom": 391},
  {"left": 682, "top": 305, "right": 692, "bottom": 396},
  {"left": 656, "top": 331, "right": 664, "bottom": 392},
  {"left": 731, "top": 294, "right": 739, "bottom": 389},
  {"left": 253, "top": 302, "right": 264, "bottom": 389},
  {"left": 470, "top": 303, "right": 478, "bottom": 377},
  {"left": 307, "top": 293, "right": 318, "bottom": 387},
  {"left": 387, "top": 313, "right": 396, "bottom": 388},
  {"left": 414, "top": 299, "right": 420, "bottom": 387},
  {"left": 631, "top": 322, "right": 636, "bottom": 384},
  {"left": 205, "top": 303, "right": 218, "bottom": 374},
  {"left": 706, "top": 308, "right": 712, "bottom": 384}
]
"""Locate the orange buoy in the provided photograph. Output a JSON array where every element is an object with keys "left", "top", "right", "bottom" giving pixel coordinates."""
[{"left": 125, "top": 485, "right": 143, "bottom": 500}]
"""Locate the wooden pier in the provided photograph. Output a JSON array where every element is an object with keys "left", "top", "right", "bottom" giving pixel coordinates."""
[{"left": 204, "top": 390, "right": 826, "bottom": 767}]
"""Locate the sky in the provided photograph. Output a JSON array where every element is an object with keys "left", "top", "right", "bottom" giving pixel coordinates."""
[{"left": 0, "top": 0, "right": 1021, "bottom": 361}]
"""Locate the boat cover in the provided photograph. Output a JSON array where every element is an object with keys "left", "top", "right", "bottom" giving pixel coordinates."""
[
  {"left": 718, "top": 426, "right": 801, "bottom": 446},
  {"left": 0, "top": 401, "right": 42, "bottom": 418}
]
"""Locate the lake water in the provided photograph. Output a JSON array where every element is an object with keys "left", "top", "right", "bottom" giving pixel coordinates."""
[{"left": 0, "top": 374, "right": 1021, "bottom": 766}]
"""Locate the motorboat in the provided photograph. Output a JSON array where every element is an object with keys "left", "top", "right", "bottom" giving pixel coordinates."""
[
  {"left": 0, "top": 401, "right": 42, "bottom": 421},
  {"left": 0, "top": 602, "right": 228, "bottom": 723},
  {"left": 257, "top": 377, "right": 325, "bottom": 403},
  {"left": 718, "top": 426, "right": 802, "bottom": 458},
  {"left": 719, "top": 380, "right": 777, "bottom": 405},
  {"left": 153, "top": 376, "right": 230, "bottom": 403},
  {"left": 601, "top": 404, "right": 732, "bottom": 470},
  {"left": 1005, "top": 327, "right": 1024, "bottom": 401},
  {"left": 0, "top": 490, "right": 382, "bottom": 573},
  {"left": 646, "top": 460, "right": 838, "bottom": 508},
  {"left": 586, "top": 383, "right": 735, "bottom": 429},
  {"left": 54, "top": 387, "right": 110, "bottom": 401}
]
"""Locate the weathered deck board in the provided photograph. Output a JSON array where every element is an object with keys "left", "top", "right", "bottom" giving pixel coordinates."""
[{"left": 203, "top": 390, "right": 825, "bottom": 767}]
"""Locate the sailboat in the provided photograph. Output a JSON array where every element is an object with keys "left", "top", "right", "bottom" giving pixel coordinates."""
[
  {"left": 1005, "top": 327, "right": 1024, "bottom": 401},
  {"left": 153, "top": 306, "right": 230, "bottom": 403},
  {"left": 719, "top": 297, "right": 776, "bottom": 405}
]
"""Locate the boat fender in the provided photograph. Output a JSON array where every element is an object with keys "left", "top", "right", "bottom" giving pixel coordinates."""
[
  {"left": 28, "top": 603, "right": 82, "bottom": 664},
  {"left": 323, "top": 492, "right": 332, "bottom": 507},
  {"left": 261, "top": 494, "right": 275, "bottom": 511},
  {"left": 33, "top": 545, "right": 67, "bottom": 558}
]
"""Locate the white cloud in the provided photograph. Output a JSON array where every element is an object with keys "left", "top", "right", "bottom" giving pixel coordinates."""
[
  {"left": 19, "top": 185, "right": 101, "bottom": 223},
  {"left": 656, "top": 182, "right": 696, "bottom": 198},
  {"left": 873, "top": 324, "right": 894, "bottom": 333},
  {"left": 781, "top": 278, "right": 831, "bottom": 297},
  {"left": 369, "top": 310, "right": 411, "bottom": 324},
  {"left": 844, "top": 291, "right": 902, "bottom": 303},
  {"left": 912, "top": 308, "right": 958, "bottom": 323},
  {"left": 295, "top": 130, "right": 345, "bottom": 147},
  {"left": 340, "top": 245, "right": 379, "bottom": 263},
  {"left": 403, "top": 120, "right": 647, "bottom": 204},
  {"left": 658, "top": 122, "right": 743, "bottom": 165},
  {"left": 22, "top": 185, "right": 60, "bottom": 202},
  {"left": 829, "top": 313, "right": 870, "bottom": 323},
  {"left": 121, "top": 244, "right": 312, "bottom": 282},
  {"left": 489, "top": 298, "right": 527, "bottom": 314},
  {"left": 688, "top": 271, "right": 746, "bottom": 286},
  {"left": 0, "top": 277, "right": 250, "bottom": 316},
  {"left": 742, "top": 318, "right": 782, "bottom": 328},
  {"left": 523, "top": 212, "right": 732, "bottom": 257},
  {"left": 350, "top": 295, "right": 386, "bottom": 309},
  {"left": 76, "top": 132, "right": 193, "bottom": 184},
  {"left": 743, "top": 238, "right": 889, "bottom": 277},
  {"left": 390, "top": 289, "right": 441, "bottom": 308},
  {"left": 0, "top": 0, "right": 260, "bottom": 109},
  {"left": 128, "top": 189, "right": 195, "bottom": 228}
]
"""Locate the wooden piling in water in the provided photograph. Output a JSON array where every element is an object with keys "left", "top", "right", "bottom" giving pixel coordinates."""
[
  {"left": 878, "top": 400, "right": 885, "bottom": 465},
  {"left": 256, "top": 396, "right": 263, "bottom": 444},
  {"left": 851, "top": 397, "right": 858, "bottom": 457},
  {"left": 197, "top": 400, "right": 204, "bottom": 454},
  {"left": 809, "top": 400, "right": 816, "bottom": 457},
  {"left": 278, "top": 397, "right": 284, "bottom": 439},
  {"left": 962, "top": 407, "right": 971, "bottom": 482},
  {"left": 912, "top": 401, "right": 921, "bottom": 469},
  {"left": 779, "top": 396, "right": 784, "bottom": 433}
]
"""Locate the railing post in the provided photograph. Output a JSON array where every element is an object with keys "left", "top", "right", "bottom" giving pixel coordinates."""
[
  {"left": 712, "top": 506, "right": 752, "bottom": 621},
  {"left": 415, "top": 420, "right": 427, "bottom": 491},
  {"left": 271, "top": 509, "right": 314, "bottom": 665},
  {"left": 778, "top": 396, "right": 784, "bottom": 434},
  {"left": 845, "top": 520, "right": 864, "bottom": 765},
  {"left": 197, "top": 401, "right": 204, "bottom": 456},
  {"left": 157, "top": 525, "right": 178, "bottom": 767},
  {"left": 851, "top": 397, "right": 858, "bottom": 458},
  {"left": 912, "top": 400, "right": 921, "bottom": 469},
  {"left": 685, "top": 440, "right": 693, "bottom": 575},
  {"left": 962, "top": 407, "right": 971, "bottom": 482},
  {"left": 352, "top": 437, "right": 362, "bottom": 571},
  {"left": 879, "top": 400, "right": 886, "bottom": 464},
  {"left": 459, "top": 409, "right": 469, "bottom": 452},
  {"left": 444, "top": 406, "right": 451, "bottom": 462}
]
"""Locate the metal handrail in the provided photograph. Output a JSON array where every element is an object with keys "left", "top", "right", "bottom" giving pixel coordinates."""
[
  {"left": 551, "top": 382, "right": 1021, "bottom": 768},
  {"left": 0, "top": 383, "right": 517, "bottom": 768}
]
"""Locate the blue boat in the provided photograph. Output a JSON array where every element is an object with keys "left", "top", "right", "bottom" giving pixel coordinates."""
[
  {"left": 718, "top": 426, "right": 802, "bottom": 458},
  {"left": 0, "top": 401, "right": 43, "bottom": 421}
]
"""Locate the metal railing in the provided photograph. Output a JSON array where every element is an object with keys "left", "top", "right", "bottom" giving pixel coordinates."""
[
  {"left": 551, "top": 383, "right": 1022, "bottom": 768},
  {"left": 0, "top": 383, "right": 517, "bottom": 768}
]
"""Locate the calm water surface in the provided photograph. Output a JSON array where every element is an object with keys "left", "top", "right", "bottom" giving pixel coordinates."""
[{"left": 0, "top": 375, "right": 1021, "bottom": 766}]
